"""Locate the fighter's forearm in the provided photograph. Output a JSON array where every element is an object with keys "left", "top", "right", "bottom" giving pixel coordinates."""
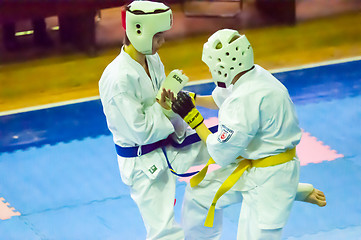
[
  {"left": 195, "top": 123, "right": 212, "bottom": 143},
  {"left": 196, "top": 95, "right": 219, "bottom": 109}
]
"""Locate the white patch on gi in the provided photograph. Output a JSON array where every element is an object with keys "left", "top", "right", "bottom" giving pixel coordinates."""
[{"left": 217, "top": 125, "right": 234, "bottom": 143}]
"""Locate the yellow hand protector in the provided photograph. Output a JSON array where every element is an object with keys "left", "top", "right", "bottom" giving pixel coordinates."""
[
  {"left": 183, "top": 108, "right": 204, "bottom": 129},
  {"left": 187, "top": 91, "right": 196, "bottom": 105}
]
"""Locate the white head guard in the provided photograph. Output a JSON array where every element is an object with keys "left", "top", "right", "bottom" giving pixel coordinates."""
[
  {"left": 122, "top": 1, "right": 172, "bottom": 55},
  {"left": 202, "top": 29, "right": 254, "bottom": 88}
]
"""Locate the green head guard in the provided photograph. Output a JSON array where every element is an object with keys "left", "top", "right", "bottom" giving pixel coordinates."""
[{"left": 202, "top": 29, "right": 254, "bottom": 88}]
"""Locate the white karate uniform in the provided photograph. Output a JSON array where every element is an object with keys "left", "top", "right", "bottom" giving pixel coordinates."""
[
  {"left": 182, "top": 65, "right": 302, "bottom": 240},
  {"left": 99, "top": 47, "right": 209, "bottom": 240}
]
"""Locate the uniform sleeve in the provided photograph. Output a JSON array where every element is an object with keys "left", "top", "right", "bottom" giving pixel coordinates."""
[
  {"left": 110, "top": 91, "right": 175, "bottom": 145},
  {"left": 159, "top": 107, "right": 188, "bottom": 142},
  {"left": 206, "top": 95, "right": 260, "bottom": 167}
]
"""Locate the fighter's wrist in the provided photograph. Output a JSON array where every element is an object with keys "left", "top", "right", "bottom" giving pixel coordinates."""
[
  {"left": 162, "top": 106, "right": 175, "bottom": 118},
  {"left": 157, "top": 98, "right": 171, "bottom": 110},
  {"left": 184, "top": 108, "right": 204, "bottom": 129},
  {"left": 192, "top": 118, "right": 204, "bottom": 129},
  {"left": 187, "top": 91, "right": 197, "bottom": 105}
]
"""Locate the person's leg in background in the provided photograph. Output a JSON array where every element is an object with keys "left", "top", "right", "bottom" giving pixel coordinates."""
[
  {"left": 58, "top": 12, "right": 96, "bottom": 56},
  {"left": 2, "top": 22, "right": 19, "bottom": 51},
  {"left": 32, "top": 18, "right": 53, "bottom": 47}
]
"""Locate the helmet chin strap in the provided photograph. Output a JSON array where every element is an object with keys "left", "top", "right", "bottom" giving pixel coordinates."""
[
  {"left": 216, "top": 65, "right": 255, "bottom": 88},
  {"left": 230, "top": 65, "right": 255, "bottom": 86}
]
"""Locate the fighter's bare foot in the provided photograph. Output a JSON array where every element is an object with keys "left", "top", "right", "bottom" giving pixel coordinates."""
[{"left": 304, "top": 188, "right": 326, "bottom": 207}]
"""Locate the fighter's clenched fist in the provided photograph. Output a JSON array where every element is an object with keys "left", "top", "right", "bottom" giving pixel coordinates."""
[{"left": 172, "top": 91, "right": 204, "bottom": 129}]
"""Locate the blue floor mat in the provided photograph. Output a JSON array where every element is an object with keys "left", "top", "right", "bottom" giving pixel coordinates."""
[{"left": 1, "top": 59, "right": 361, "bottom": 239}]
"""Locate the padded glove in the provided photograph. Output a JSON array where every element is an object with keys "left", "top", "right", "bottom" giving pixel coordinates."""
[
  {"left": 172, "top": 91, "right": 204, "bottom": 129},
  {"left": 184, "top": 91, "right": 197, "bottom": 105}
]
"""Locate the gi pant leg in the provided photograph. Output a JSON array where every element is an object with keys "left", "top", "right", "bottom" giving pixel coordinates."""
[
  {"left": 117, "top": 139, "right": 210, "bottom": 240},
  {"left": 237, "top": 159, "right": 299, "bottom": 240},
  {"left": 118, "top": 148, "right": 184, "bottom": 240},
  {"left": 130, "top": 167, "right": 184, "bottom": 240},
  {"left": 237, "top": 190, "right": 283, "bottom": 240},
  {"left": 181, "top": 164, "right": 244, "bottom": 240},
  {"left": 182, "top": 158, "right": 299, "bottom": 240}
]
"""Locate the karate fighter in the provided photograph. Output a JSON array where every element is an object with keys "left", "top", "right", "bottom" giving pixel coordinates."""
[
  {"left": 98, "top": 1, "right": 209, "bottom": 239},
  {"left": 172, "top": 29, "right": 326, "bottom": 240}
]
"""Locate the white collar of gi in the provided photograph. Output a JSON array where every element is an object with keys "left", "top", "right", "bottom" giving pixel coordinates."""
[{"left": 121, "top": 46, "right": 151, "bottom": 72}]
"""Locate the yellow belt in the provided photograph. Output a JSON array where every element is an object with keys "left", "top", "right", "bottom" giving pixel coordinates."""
[{"left": 190, "top": 148, "right": 296, "bottom": 227}]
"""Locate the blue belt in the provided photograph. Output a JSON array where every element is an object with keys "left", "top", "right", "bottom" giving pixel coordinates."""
[
  {"left": 115, "top": 125, "right": 218, "bottom": 177},
  {"left": 115, "top": 125, "right": 218, "bottom": 157},
  {"left": 115, "top": 138, "right": 169, "bottom": 158}
]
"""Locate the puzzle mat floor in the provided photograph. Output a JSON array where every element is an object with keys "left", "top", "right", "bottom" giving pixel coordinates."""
[{"left": 1, "top": 59, "right": 361, "bottom": 239}]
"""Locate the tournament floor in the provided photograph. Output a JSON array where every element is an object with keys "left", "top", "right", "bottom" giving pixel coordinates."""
[{"left": 1, "top": 58, "right": 361, "bottom": 239}]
